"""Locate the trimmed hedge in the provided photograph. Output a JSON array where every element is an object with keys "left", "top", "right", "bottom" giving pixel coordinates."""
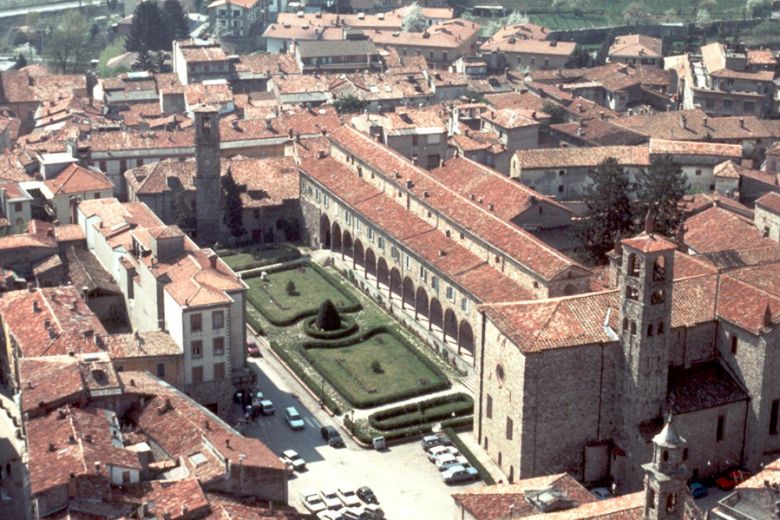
[
  {"left": 299, "top": 326, "right": 451, "bottom": 409},
  {"left": 268, "top": 340, "right": 342, "bottom": 416},
  {"left": 369, "top": 393, "right": 474, "bottom": 431},
  {"left": 303, "top": 315, "right": 358, "bottom": 340},
  {"left": 245, "top": 263, "right": 362, "bottom": 327},
  {"left": 444, "top": 427, "right": 495, "bottom": 485},
  {"left": 246, "top": 312, "right": 266, "bottom": 336},
  {"left": 219, "top": 244, "right": 302, "bottom": 271}
]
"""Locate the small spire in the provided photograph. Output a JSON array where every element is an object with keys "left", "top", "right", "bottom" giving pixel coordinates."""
[
  {"left": 644, "top": 206, "right": 656, "bottom": 235},
  {"left": 653, "top": 413, "right": 685, "bottom": 447}
]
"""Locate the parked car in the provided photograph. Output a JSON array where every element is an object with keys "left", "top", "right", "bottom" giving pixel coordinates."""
[
  {"left": 716, "top": 470, "right": 751, "bottom": 491},
  {"left": 356, "top": 486, "right": 377, "bottom": 504},
  {"left": 285, "top": 407, "right": 305, "bottom": 430},
  {"left": 259, "top": 399, "right": 275, "bottom": 415},
  {"left": 435, "top": 454, "right": 470, "bottom": 472},
  {"left": 247, "top": 340, "right": 260, "bottom": 357},
  {"left": 301, "top": 490, "right": 327, "bottom": 514},
  {"left": 442, "top": 464, "right": 480, "bottom": 484},
  {"left": 320, "top": 489, "right": 342, "bottom": 510},
  {"left": 364, "top": 503, "right": 385, "bottom": 519},
  {"left": 281, "top": 449, "right": 306, "bottom": 472},
  {"left": 317, "top": 511, "right": 345, "bottom": 520},
  {"left": 689, "top": 482, "right": 708, "bottom": 499},
  {"left": 251, "top": 390, "right": 265, "bottom": 407},
  {"left": 321, "top": 425, "right": 345, "bottom": 447},
  {"left": 342, "top": 506, "right": 372, "bottom": 520},
  {"left": 421, "top": 433, "right": 452, "bottom": 450},
  {"left": 337, "top": 486, "right": 361, "bottom": 508},
  {"left": 427, "top": 445, "right": 459, "bottom": 462},
  {"left": 590, "top": 487, "right": 611, "bottom": 500}
]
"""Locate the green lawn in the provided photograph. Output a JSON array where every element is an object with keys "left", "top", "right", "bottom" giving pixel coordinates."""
[
  {"left": 219, "top": 244, "right": 301, "bottom": 272},
  {"left": 304, "top": 330, "right": 449, "bottom": 408},
  {"left": 245, "top": 264, "right": 359, "bottom": 326}
]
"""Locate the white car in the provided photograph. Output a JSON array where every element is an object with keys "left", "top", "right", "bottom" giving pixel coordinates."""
[
  {"left": 337, "top": 486, "right": 361, "bottom": 508},
  {"left": 281, "top": 449, "right": 306, "bottom": 472},
  {"left": 321, "top": 489, "right": 342, "bottom": 510},
  {"left": 364, "top": 503, "right": 385, "bottom": 519},
  {"left": 342, "top": 507, "right": 372, "bottom": 520},
  {"left": 427, "top": 445, "right": 459, "bottom": 462},
  {"left": 435, "top": 454, "right": 470, "bottom": 472},
  {"left": 317, "top": 511, "right": 345, "bottom": 520},
  {"left": 301, "top": 489, "right": 327, "bottom": 514}
]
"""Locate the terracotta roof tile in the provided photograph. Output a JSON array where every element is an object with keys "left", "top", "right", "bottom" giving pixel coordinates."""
[
  {"left": 44, "top": 164, "right": 113, "bottom": 195},
  {"left": 684, "top": 206, "right": 767, "bottom": 254},
  {"left": 514, "top": 145, "right": 650, "bottom": 169},
  {"left": 756, "top": 191, "right": 780, "bottom": 214},
  {"left": 622, "top": 232, "right": 678, "bottom": 253},
  {"left": 609, "top": 34, "right": 663, "bottom": 58}
]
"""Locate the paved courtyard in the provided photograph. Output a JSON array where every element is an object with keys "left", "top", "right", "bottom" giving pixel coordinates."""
[{"left": 239, "top": 341, "right": 483, "bottom": 519}]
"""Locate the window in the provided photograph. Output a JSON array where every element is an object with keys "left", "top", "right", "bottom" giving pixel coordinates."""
[
  {"left": 559, "top": 170, "right": 565, "bottom": 176},
  {"left": 391, "top": 246, "right": 399, "bottom": 260},
  {"left": 324, "top": 194, "right": 329, "bottom": 208},
  {"left": 378, "top": 237, "right": 385, "bottom": 249},
  {"left": 695, "top": 169, "right": 702, "bottom": 176},
  {"left": 461, "top": 297, "right": 469, "bottom": 312},
  {"left": 506, "top": 417, "right": 513, "bottom": 440},
  {"left": 315, "top": 190, "right": 321, "bottom": 202},
  {"left": 99, "top": 160, "right": 107, "bottom": 171},
  {"left": 446, "top": 286, "right": 454, "bottom": 301},
  {"left": 120, "top": 159, "right": 127, "bottom": 171},
  {"left": 191, "top": 340, "right": 203, "bottom": 359},
  {"left": 724, "top": 99, "right": 733, "bottom": 109},
  {"left": 13, "top": 202, "right": 21, "bottom": 212},
  {"left": 368, "top": 228, "right": 375, "bottom": 242},
  {"left": 214, "top": 362, "right": 225, "bottom": 380},
  {"left": 683, "top": 448, "right": 689, "bottom": 461},
  {"left": 731, "top": 335, "right": 738, "bottom": 354},
  {"left": 558, "top": 185, "right": 564, "bottom": 193},
  {"left": 771, "top": 399, "right": 779, "bottom": 435},
  {"left": 647, "top": 489, "right": 656, "bottom": 509},
  {"left": 412, "top": 135, "right": 419, "bottom": 146},
  {"left": 136, "top": 159, "right": 144, "bottom": 167},
  {"left": 212, "top": 311, "right": 224, "bottom": 329},
  {"left": 156, "top": 363, "right": 165, "bottom": 378},
  {"left": 431, "top": 276, "right": 439, "bottom": 290},
  {"left": 486, "top": 395, "right": 492, "bottom": 418},
  {"left": 190, "top": 313, "right": 202, "bottom": 332},
  {"left": 420, "top": 266, "right": 428, "bottom": 282},
  {"left": 192, "top": 366, "right": 204, "bottom": 383},
  {"left": 744, "top": 101, "right": 756, "bottom": 113},
  {"left": 213, "top": 337, "right": 225, "bottom": 356},
  {"left": 716, "top": 415, "right": 725, "bottom": 442},
  {"left": 405, "top": 255, "right": 411, "bottom": 270}
]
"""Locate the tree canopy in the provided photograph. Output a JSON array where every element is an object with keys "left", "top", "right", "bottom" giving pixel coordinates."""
[
  {"left": 333, "top": 95, "right": 368, "bottom": 114},
  {"left": 222, "top": 173, "right": 246, "bottom": 239},
  {"left": 126, "top": 1, "right": 166, "bottom": 53},
  {"left": 637, "top": 154, "right": 689, "bottom": 237},
  {"left": 162, "top": 0, "right": 190, "bottom": 42},
  {"left": 46, "top": 12, "right": 93, "bottom": 73},
  {"left": 578, "top": 158, "right": 635, "bottom": 263},
  {"left": 316, "top": 299, "right": 341, "bottom": 331},
  {"left": 402, "top": 2, "right": 427, "bottom": 32}
]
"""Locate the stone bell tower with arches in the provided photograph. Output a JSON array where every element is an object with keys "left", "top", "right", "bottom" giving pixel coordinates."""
[
  {"left": 642, "top": 415, "right": 688, "bottom": 520},
  {"left": 193, "top": 104, "right": 222, "bottom": 245},
  {"left": 617, "top": 223, "right": 677, "bottom": 489}
]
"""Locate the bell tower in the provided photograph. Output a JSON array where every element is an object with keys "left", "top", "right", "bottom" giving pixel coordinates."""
[
  {"left": 193, "top": 104, "right": 222, "bottom": 245},
  {"left": 642, "top": 415, "right": 688, "bottom": 520}
]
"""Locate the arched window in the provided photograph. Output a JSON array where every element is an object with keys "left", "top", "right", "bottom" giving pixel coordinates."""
[
  {"left": 647, "top": 324, "right": 654, "bottom": 337},
  {"left": 666, "top": 493, "right": 677, "bottom": 513},
  {"left": 626, "top": 285, "right": 639, "bottom": 301},
  {"left": 628, "top": 253, "right": 640, "bottom": 276},
  {"left": 657, "top": 321, "right": 665, "bottom": 335},
  {"left": 630, "top": 321, "right": 637, "bottom": 336},
  {"left": 623, "top": 318, "right": 628, "bottom": 331},
  {"left": 662, "top": 450, "right": 668, "bottom": 461},
  {"left": 653, "top": 256, "right": 666, "bottom": 281},
  {"left": 651, "top": 289, "right": 665, "bottom": 304}
]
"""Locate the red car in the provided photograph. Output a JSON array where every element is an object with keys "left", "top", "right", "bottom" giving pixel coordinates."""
[
  {"left": 716, "top": 470, "right": 751, "bottom": 491},
  {"left": 246, "top": 341, "right": 260, "bottom": 358}
]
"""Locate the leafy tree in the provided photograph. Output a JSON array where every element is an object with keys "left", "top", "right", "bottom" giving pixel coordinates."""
[
  {"left": 565, "top": 46, "right": 592, "bottom": 68},
  {"left": 402, "top": 2, "right": 427, "bottom": 32},
  {"left": 578, "top": 158, "right": 635, "bottom": 263},
  {"left": 483, "top": 11, "right": 529, "bottom": 37},
  {"left": 542, "top": 101, "right": 566, "bottom": 124},
  {"left": 637, "top": 154, "right": 690, "bottom": 237},
  {"left": 623, "top": 2, "right": 653, "bottom": 24},
  {"left": 316, "top": 299, "right": 341, "bottom": 331},
  {"left": 161, "top": 0, "right": 190, "bottom": 44},
  {"left": 286, "top": 280, "right": 297, "bottom": 295},
  {"left": 152, "top": 51, "right": 166, "bottom": 73},
  {"left": 333, "top": 95, "right": 367, "bottom": 114},
  {"left": 174, "top": 190, "right": 196, "bottom": 232},
  {"left": 14, "top": 53, "right": 27, "bottom": 70},
  {"left": 594, "top": 29, "right": 615, "bottom": 65},
  {"left": 696, "top": 7, "right": 712, "bottom": 26},
  {"left": 748, "top": 0, "right": 773, "bottom": 18},
  {"left": 45, "top": 12, "right": 93, "bottom": 73},
  {"left": 222, "top": 172, "right": 246, "bottom": 239},
  {"left": 126, "top": 1, "right": 165, "bottom": 53}
]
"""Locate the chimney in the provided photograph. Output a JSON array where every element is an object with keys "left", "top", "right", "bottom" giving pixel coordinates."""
[
  {"left": 438, "top": 249, "right": 446, "bottom": 256},
  {"left": 225, "top": 438, "right": 231, "bottom": 448},
  {"left": 680, "top": 114, "right": 687, "bottom": 129},
  {"left": 48, "top": 442, "right": 55, "bottom": 452},
  {"left": 317, "top": 150, "right": 327, "bottom": 159},
  {"left": 599, "top": 111, "right": 605, "bottom": 120},
  {"left": 32, "top": 301, "right": 40, "bottom": 313},
  {"left": 85, "top": 434, "right": 92, "bottom": 443},
  {"left": 288, "top": 128, "right": 294, "bottom": 139},
  {"left": 488, "top": 202, "right": 495, "bottom": 211},
  {"left": 702, "top": 117, "right": 708, "bottom": 128},
  {"left": 68, "top": 435, "right": 76, "bottom": 444},
  {"left": 405, "top": 180, "right": 413, "bottom": 189},
  {"left": 576, "top": 126, "right": 583, "bottom": 137},
  {"left": 740, "top": 118, "right": 745, "bottom": 129},
  {"left": 208, "top": 252, "right": 218, "bottom": 269}
]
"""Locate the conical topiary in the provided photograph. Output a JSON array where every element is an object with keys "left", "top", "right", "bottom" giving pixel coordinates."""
[{"left": 316, "top": 299, "right": 341, "bottom": 331}]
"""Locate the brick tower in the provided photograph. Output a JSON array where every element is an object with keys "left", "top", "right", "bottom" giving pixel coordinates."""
[
  {"left": 642, "top": 415, "right": 688, "bottom": 520},
  {"left": 617, "top": 227, "right": 677, "bottom": 488},
  {"left": 193, "top": 104, "right": 222, "bottom": 245}
]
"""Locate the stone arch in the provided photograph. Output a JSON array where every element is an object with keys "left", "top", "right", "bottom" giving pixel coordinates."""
[
  {"left": 430, "top": 298, "right": 443, "bottom": 331},
  {"left": 331, "top": 222, "right": 342, "bottom": 253},
  {"left": 415, "top": 286, "right": 429, "bottom": 319},
  {"left": 319, "top": 214, "right": 331, "bottom": 248},
  {"left": 627, "top": 253, "right": 639, "bottom": 276},
  {"left": 343, "top": 230, "right": 353, "bottom": 258},
  {"left": 377, "top": 257, "right": 390, "bottom": 288},
  {"left": 630, "top": 321, "right": 637, "bottom": 335},
  {"left": 365, "top": 248, "right": 377, "bottom": 278},
  {"left": 444, "top": 309, "right": 458, "bottom": 343},
  {"left": 354, "top": 239, "right": 365, "bottom": 268},
  {"left": 403, "top": 276, "right": 415, "bottom": 310},
  {"left": 647, "top": 323, "right": 654, "bottom": 337},
  {"left": 653, "top": 255, "right": 666, "bottom": 281},
  {"left": 390, "top": 268, "right": 402, "bottom": 300},
  {"left": 458, "top": 321, "right": 475, "bottom": 355}
]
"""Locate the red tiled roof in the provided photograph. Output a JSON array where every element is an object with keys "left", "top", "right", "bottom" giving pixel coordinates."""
[
  {"left": 44, "top": 164, "right": 113, "bottom": 195},
  {"left": 756, "top": 191, "right": 780, "bottom": 215},
  {"left": 684, "top": 207, "right": 767, "bottom": 254},
  {"left": 622, "top": 232, "right": 678, "bottom": 253},
  {"left": 514, "top": 145, "right": 650, "bottom": 169},
  {"left": 300, "top": 155, "right": 531, "bottom": 303},
  {"left": 329, "top": 126, "right": 586, "bottom": 282},
  {"left": 608, "top": 34, "right": 663, "bottom": 58}
]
